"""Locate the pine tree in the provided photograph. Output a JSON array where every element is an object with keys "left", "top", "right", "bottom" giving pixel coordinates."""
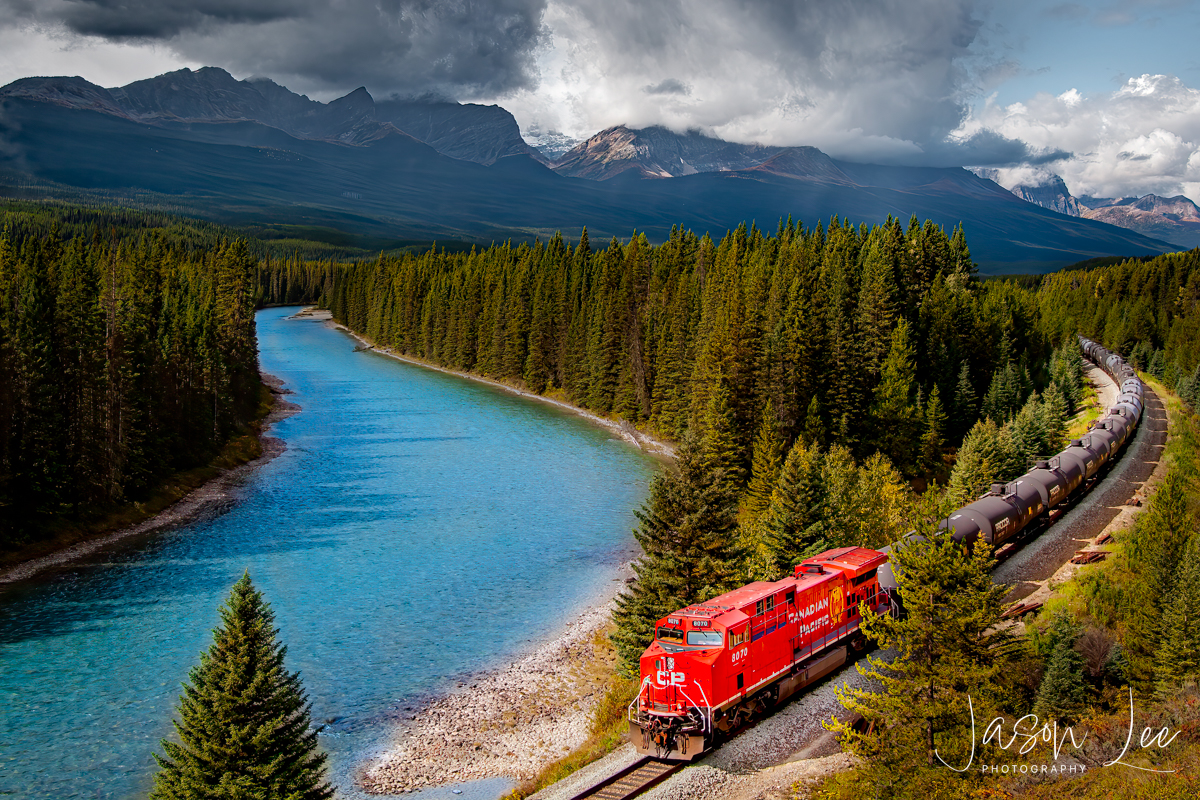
[
  {"left": 699, "top": 379, "right": 747, "bottom": 496},
  {"left": 921, "top": 385, "right": 946, "bottom": 474},
  {"left": 802, "top": 395, "right": 826, "bottom": 449},
  {"left": 830, "top": 528, "right": 1014, "bottom": 779},
  {"left": 611, "top": 435, "right": 742, "bottom": 671},
  {"left": 152, "top": 574, "right": 333, "bottom": 800},
  {"left": 1155, "top": 533, "right": 1200, "bottom": 695},
  {"left": 764, "top": 436, "right": 827, "bottom": 573},
  {"left": 1034, "top": 642, "right": 1088, "bottom": 721},
  {"left": 855, "top": 231, "right": 898, "bottom": 378},
  {"left": 1123, "top": 471, "right": 1197, "bottom": 689},
  {"left": 950, "top": 362, "right": 976, "bottom": 440},
  {"left": 870, "top": 320, "right": 918, "bottom": 471},
  {"left": 744, "top": 398, "right": 784, "bottom": 518}
]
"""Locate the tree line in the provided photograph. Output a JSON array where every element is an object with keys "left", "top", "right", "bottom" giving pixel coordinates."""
[
  {"left": 262, "top": 218, "right": 1061, "bottom": 475},
  {"left": 0, "top": 213, "right": 261, "bottom": 550},
  {"left": 827, "top": 249, "right": 1200, "bottom": 797}
]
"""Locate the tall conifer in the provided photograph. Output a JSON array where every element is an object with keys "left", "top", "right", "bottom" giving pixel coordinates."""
[
  {"left": 611, "top": 436, "right": 742, "bottom": 671},
  {"left": 871, "top": 320, "right": 918, "bottom": 471},
  {"left": 921, "top": 385, "right": 946, "bottom": 473},
  {"left": 764, "top": 437, "right": 827, "bottom": 573},
  {"left": 831, "top": 530, "right": 1013, "bottom": 780},
  {"left": 744, "top": 398, "right": 784, "bottom": 518},
  {"left": 152, "top": 574, "right": 333, "bottom": 800},
  {"left": 1155, "top": 534, "right": 1200, "bottom": 694}
]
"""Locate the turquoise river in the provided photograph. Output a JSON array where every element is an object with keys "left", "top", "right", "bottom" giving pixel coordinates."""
[{"left": 0, "top": 307, "right": 657, "bottom": 799}]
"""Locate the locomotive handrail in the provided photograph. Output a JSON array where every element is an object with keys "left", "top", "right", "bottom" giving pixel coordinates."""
[
  {"left": 628, "top": 676, "right": 653, "bottom": 724},
  {"left": 674, "top": 685, "right": 710, "bottom": 735}
]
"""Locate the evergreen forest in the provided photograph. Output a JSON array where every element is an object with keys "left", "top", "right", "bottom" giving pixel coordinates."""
[
  {"left": 5, "top": 199, "right": 1200, "bottom": 797},
  {"left": 0, "top": 204, "right": 261, "bottom": 550}
]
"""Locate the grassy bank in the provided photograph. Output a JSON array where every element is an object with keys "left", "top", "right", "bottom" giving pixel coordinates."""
[{"left": 0, "top": 380, "right": 276, "bottom": 573}]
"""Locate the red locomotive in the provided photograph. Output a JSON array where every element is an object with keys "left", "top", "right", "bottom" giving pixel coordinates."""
[{"left": 630, "top": 546, "right": 890, "bottom": 759}]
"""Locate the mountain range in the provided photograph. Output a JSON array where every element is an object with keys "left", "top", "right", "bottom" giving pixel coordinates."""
[
  {"left": 981, "top": 170, "right": 1200, "bottom": 250},
  {"left": 0, "top": 67, "right": 1176, "bottom": 272}
]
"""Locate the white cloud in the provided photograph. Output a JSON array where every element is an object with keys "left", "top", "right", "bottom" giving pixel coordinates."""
[
  {"left": 488, "top": 0, "right": 1001, "bottom": 163},
  {"left": 961, "top": 74, "right": 1200, "bottom": 201}
]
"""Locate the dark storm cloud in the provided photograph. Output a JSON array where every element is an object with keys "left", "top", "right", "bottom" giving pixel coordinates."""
[
  {"left": 1, "top": 0, "right": 548, "bottom": 97},
  {"left": 643, "top": 79, "right": 689, "bottom": 96},
  {"left": 549, "top": 0, "right": 992, "bottom": 164},
  {"left": 12, "top": 0, "right": 303, "bottom": 39},
  {"left": 925, "top": 129, "right": 1072, "bottom": 168}
]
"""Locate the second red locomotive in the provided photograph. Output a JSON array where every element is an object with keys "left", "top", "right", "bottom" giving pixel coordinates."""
[{"left": 630, "top": 546, "right": 890, "bottom": 759}]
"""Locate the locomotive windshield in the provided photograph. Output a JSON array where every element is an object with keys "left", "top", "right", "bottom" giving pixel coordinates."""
[
  {"left": 656, "top": 626, "right": 684, "bottom": 643},
  {"left": 685, "top": 630, "right": 723, "bottom": 647}
]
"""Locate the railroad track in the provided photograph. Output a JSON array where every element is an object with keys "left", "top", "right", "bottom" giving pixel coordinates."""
[{"left": 567, "top": 757, "right": 683, "bottom": 800}]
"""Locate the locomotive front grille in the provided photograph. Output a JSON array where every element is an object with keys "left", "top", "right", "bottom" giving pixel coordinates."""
[{"left": 653, "top": 702, "right": 669, "bottom": 712}]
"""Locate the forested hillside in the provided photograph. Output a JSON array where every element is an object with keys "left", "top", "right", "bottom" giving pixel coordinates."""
[
  {"left": 822, "top": 250, "right": 1200, "bottom": 798},
  {"left": 0, "top": 206, "right": 261, "bottom": 551},
  {"left": 1039, "top": 249, "right": 1200, "bottom": 406},
  {"left": 263, "top": 217, "right": 1059, "bottom": 471}
]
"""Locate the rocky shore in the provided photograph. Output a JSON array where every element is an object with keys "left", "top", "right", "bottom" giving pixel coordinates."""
[{"left": 361, "top": 599, "right": 623, "bottom": 794}]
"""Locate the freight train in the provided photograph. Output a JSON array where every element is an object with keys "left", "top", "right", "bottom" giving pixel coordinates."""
[{"left": 629, "top": 337, "right": 1144, "bottom": 760}]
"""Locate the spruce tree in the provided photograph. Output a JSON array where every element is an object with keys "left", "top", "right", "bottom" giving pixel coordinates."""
[
  {"left": 950, "top": 362, "right": 976, "bottom": 440},
  {"left": 764, "top": 436, "right": 827, "bottom": 573},
  {"left": 831, "top": 528, "right": 1014, "bottom": 779},
  {"left": 1155, "top": 533, "right": 1200, "bottom": 695},
  {"left": 611, "top": 435, "right": 742, "bottom": 672},
  {"left": 744, "top": 398, "right": 784, "bottom": 518},
  {"left": 152, "top": 574, "right": 333, "bottom": 800},
  {"left": 699, "top": 379, "right": 747, "bottom": 495},
  {"left": 802, "top": 395, "right": 826, "bottom": 449},
  {"left": 1034, "top": 642, "right": 1088, "bottom": 721},
  {"left": 870, "top": 320, "right": 918, "bottom": 472},
  {"left": 920, "top": 385, "right": 946, "bottom": 474}
]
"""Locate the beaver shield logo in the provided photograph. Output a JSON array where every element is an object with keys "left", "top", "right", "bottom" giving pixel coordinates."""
[{"left": 828, "top": 585, "right": 845, "bottom": 623}]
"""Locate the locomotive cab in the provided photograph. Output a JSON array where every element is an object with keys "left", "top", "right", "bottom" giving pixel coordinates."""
[
  {"left": 631, "top": 547, "right": 889, "bottom": 761},
  {"left": 632, "top": 609, "right": 728, "bottom": 759}
]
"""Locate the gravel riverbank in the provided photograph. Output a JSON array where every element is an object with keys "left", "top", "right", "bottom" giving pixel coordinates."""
[
  {"left": 316, "top": 309, "right": 676, "bottom": 460},
  {"left": 361, "top": 598, "right": 625, "bottom": 794}
]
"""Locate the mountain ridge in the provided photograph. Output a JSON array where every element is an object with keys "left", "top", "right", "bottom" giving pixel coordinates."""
[
  {"left": 988, "top": 169, "right": 1200, "bottom": 249},
  {"left": 0, "top": 70, "right": 1178, "bottom": 272},
  {"left": 551, "top": 124, "right": 783, "bottom": 180},
  {"left": 0, "top": 68, "right": 539, "bottom": 164}
]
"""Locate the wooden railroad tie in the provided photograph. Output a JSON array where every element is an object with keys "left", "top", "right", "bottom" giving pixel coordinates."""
[
  {"left": 1095, "top": 532, "right": 1114, "bottom": 545},
  {"left": 1071, "top": 550, "right": 1108, "bottom": 565}
]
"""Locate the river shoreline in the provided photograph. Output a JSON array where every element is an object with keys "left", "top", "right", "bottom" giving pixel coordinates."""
[
  {"left": 287, "top": 305, "right": 665, "bottom": 795},
  {"left": 0, "top": 373, "right": 299, "bottom": 585},
  {"left": 359, "top": 581, "right": 630, "bottom": 795},
  {"left": 308, "top": 308, "right": 676, "bottom": 460}
]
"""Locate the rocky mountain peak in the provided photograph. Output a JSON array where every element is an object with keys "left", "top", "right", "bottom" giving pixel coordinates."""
[
  {"left": 551, "top": 124, "right": 783, "bottom": 180},
  {"left": 1127, "top": 194, "right": 1200, "bottom": 221},
  {"left": 0, "top": 76, "right": 127, "bottom": 117}
]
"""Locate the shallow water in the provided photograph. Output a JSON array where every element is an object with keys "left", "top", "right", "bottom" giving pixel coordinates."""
[{"left": 0, "top": 308, "right": 656, "bottom": 799}]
